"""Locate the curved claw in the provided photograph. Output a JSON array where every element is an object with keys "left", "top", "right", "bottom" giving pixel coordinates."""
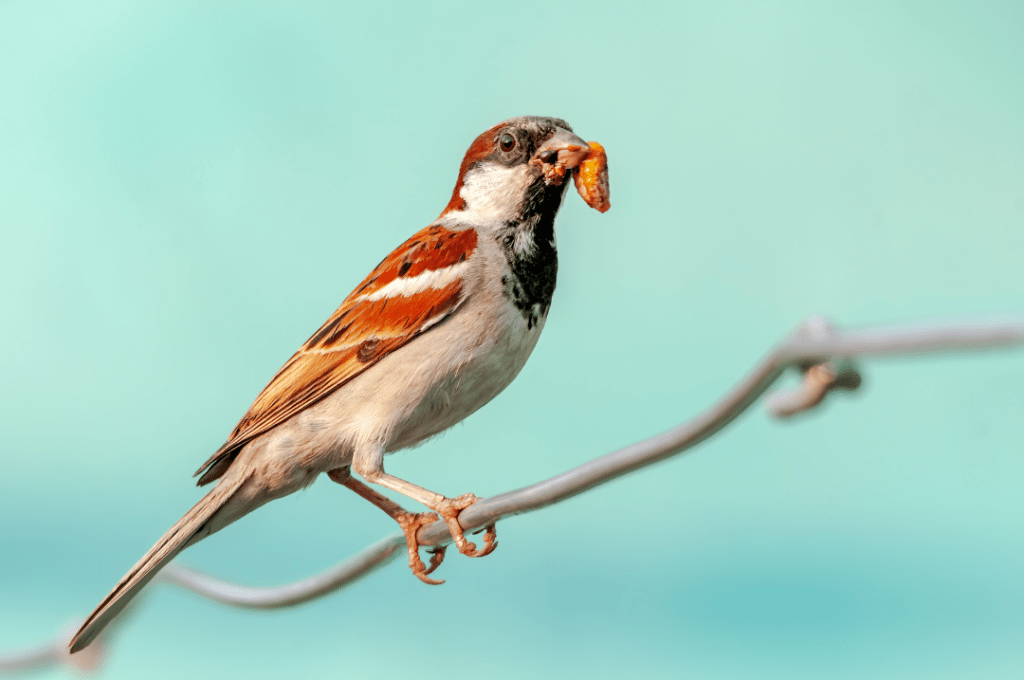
[
  {"left": 412, "top": 567, "right": 444, "bottom": 586},
  {"left": 472, "top": 524, "right": 498, "bottom": 558},
  {"left": 423, "top": 546, "right": 447, "bottom": 576}
]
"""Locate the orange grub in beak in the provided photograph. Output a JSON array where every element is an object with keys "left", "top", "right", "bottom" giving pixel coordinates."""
[{"left": 573, "top": 142, "right": 610, "bottom": 213}]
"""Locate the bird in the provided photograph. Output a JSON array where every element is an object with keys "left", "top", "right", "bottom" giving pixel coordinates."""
[{"left": 69, "top": 115, "right": 609, "bottom": 653}]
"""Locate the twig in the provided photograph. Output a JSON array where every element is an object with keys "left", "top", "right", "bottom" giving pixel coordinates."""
[
  {"left": 157, "top": 535, "right": 405, "bottom": 608},
  {"left": 3, "top": 314, "right": 1021, "bottom": 675},
  {"left": 764, "top": 317, "right": 863, "bottom": 418}
]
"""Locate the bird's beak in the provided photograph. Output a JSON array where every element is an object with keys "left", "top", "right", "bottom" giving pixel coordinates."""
[{"left": 532, "top": 128, "right": 591, "bottom": 186}]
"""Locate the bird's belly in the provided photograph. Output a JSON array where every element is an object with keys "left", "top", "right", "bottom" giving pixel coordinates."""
[{"left": 388, "top": 310, "right": 545, "bottom": 450}]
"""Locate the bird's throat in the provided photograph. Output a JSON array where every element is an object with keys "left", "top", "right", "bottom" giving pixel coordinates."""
[{"left": 498, "top": 178, "right": 565, "bottom": 330}]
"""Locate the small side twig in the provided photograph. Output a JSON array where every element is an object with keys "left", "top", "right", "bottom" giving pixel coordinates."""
[{"left": 764, "top": 316, "right": 863, "bottom": 418}]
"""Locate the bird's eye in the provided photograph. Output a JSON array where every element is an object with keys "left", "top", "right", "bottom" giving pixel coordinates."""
[{"left": 499, "top": 133, "right": 516, "bottom": 152}]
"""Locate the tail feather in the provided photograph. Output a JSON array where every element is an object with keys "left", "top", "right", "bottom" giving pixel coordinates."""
[{"left": 69, "top": 471, "right": 251, "bottom": 653}]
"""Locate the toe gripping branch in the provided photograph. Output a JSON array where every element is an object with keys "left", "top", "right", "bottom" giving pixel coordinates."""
[
  {"left": 397, "top": 494, "right": 497, "bottom": 585},
  {"left": 432, "top": 493, "right": 498, "bottom": 559}
]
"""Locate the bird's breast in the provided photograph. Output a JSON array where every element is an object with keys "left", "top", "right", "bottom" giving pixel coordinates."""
[{"left": 387, "top": 277, "right": 548, "bottom": 450}]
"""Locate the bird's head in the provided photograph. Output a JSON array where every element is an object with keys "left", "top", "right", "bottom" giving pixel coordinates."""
[{"left": 441, "top": 116, "right": 592, "bottom": 227}]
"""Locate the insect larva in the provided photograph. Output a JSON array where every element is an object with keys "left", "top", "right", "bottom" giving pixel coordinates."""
[{"left": 573, "top": 142, "right": 610, "bottom": 213}]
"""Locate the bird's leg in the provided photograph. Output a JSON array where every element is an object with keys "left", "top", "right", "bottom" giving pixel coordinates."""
[
  {"left": 327, "top": 467, "right": 447, "bottom": 584},
  {"left": 350, "top": 447, "right": 498, "bottom": 562}
]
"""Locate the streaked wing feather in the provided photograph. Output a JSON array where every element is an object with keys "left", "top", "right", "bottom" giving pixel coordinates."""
[{"left": 195, "top": 226, "right": 478, "bottom": 485}]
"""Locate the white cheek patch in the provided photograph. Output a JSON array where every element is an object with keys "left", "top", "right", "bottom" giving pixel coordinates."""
[
  {"left": 458, "top": 164, "right": 530, "bottom": 224},
  {"left": 356, "top": 260, "right": 471, "bottom": 303}
]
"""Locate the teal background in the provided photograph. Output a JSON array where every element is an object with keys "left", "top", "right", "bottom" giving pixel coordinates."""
[{"left": 2, "top": 1, "right": 1023, "bottom": 678}]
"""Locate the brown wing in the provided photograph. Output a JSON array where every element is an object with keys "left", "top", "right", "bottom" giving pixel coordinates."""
[{"left": 195, "top": 226, "right": 479, "bottom": 485}]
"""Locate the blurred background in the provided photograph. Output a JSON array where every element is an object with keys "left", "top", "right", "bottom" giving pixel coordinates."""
[{"left": 1, "top": 1, "right": 1022, "bottom": 678}]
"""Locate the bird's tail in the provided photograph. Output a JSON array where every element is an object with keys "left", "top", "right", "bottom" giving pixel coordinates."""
[{"left": 69, "top": 469, "right": 252, "bottom": 653}]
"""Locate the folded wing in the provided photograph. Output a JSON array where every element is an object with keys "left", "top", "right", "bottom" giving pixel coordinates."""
[{"left": 195, "top": 226, "right": 479, "bottom": 485}]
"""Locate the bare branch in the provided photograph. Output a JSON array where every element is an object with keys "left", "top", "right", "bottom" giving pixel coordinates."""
[
  {"left": 157, "top": 535, "right": 405, "bottom": 608},
  {"left": 413, "top": 315, "right": 1023, "bottom": 546},
  {"left": 4, "top": 314, "right": 1021, "bottom": 674}
]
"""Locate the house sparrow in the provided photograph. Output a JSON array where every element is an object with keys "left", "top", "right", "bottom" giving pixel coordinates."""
[{"left": 70, "top": 115, "right": 609, "bottom": 653}]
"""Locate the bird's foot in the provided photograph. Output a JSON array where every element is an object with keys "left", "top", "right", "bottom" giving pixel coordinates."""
[
  {"left": 393, "top": 510, "right": 447, "bottom": 585},
  {"left": 432, "top": 493, "right": 498, "bottom": 558}
]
